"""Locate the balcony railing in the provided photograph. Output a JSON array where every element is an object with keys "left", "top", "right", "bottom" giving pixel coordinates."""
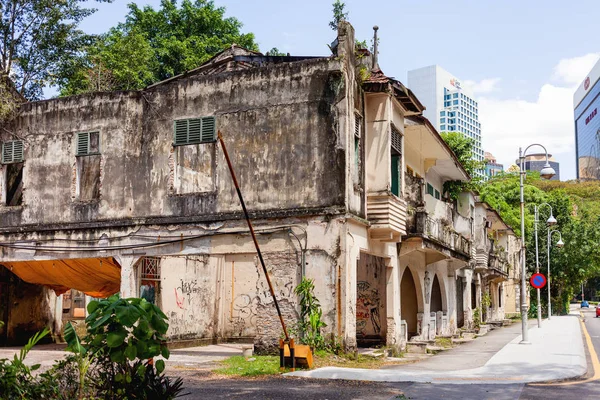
[
  {"left": 414, "top": 211, "right": 471, "bottom": 256},
  {"left": 367, "top": 194, "right": 408, "bottom": 242}
]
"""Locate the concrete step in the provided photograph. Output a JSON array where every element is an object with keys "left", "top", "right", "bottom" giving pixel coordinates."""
[
  {"left": 406, "top": 341, "right": 429, "bottom": 354},
  {"left": 426, "top": 345, "right": 450, "bottom": 354},
  {"left": 452, "top": 337, "right": 474, "bottom": 345}
]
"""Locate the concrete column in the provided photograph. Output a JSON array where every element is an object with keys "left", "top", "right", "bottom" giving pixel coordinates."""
[
  {"left": 341, "top": 226, "right": 357, "bottom": 350},
  {"left": 116, "top": 255, "right": 140, "bottom": 298},
  {"left": 385, "top": 244, "right": 402, "bottom": 347}
]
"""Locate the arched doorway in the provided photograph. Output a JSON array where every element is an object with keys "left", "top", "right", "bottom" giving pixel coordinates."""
[
  {"left": 401, "top": 268, "right": 418, "bottom": 339},
  {"left": 431, "top": 274, "right": 443, "bottom": 313}
]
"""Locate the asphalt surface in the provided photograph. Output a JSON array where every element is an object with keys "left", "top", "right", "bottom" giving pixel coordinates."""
[{"left": 178, "top": 307, "right": 600, "bottom": 399}]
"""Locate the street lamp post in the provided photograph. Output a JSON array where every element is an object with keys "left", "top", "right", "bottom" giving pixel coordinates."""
[
  {"left": 533, "top": 203, "right": 557, "bottom": 328},
  {"left": 519, "top": 145, "right": 556, "bottom": 344},
  {"left": 547, "top": 229, "right": 564, "bottom": 320}
]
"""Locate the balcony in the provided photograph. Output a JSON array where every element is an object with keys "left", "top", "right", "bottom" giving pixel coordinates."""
[
  {"left": 367, "top": 194, "right": 408, "bottom": 242},
  {"left": 400, "top": 210, "right": 472, "bottom": 263}
]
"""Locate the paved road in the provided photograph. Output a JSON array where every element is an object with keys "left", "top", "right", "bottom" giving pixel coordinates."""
[{"left": 181, "top": 308, "right": 600, "bottom": 399}]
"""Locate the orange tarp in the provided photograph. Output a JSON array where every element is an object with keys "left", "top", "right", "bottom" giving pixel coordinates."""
[{"left": 1, "top": 257, "right": 121, "bottom": 298}]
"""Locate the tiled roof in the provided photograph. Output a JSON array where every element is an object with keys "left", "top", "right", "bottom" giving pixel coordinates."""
[{"left": 364, "top": 68, "right": 391, "bottom": 84}]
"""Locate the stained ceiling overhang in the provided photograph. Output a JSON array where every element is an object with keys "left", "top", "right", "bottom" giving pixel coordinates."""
[{"left": 1, "top": 257, "right": 121, "bottom": 298}]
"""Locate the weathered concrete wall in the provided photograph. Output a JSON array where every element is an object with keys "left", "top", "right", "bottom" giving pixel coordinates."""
[
  {"left": 356, "top": 253, "right": 387, "bottom": 341},
  {"left": 0, "top": 58, "right": 351, "bottom": 229},
  {"left": 4, "top": 273, "right": 56, "bottom": 345}
]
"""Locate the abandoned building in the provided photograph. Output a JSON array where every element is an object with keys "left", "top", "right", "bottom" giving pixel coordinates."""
[{"left": 0, "top": 22, "right": 523, "bottom": 351}]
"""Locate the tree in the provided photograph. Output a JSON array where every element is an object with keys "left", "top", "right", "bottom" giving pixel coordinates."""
[
  {"left": 265, "top": 47, "right": 286, "bottom": 56},
  {"left": 0, "top": 0, "right": 112, "bottom": 100},
  {"left": 440, "top": 131, "right": 486, "bottom": 200},
  {"left": 480, "top": 173, "right": 600, "bottom": 314},
  {"left": 329, "top": 0, "right": 348, "bottom": 30},
  {"left": 58, "top": 0, "right": 258, "bottom": 95},
  {"left": 0, "top": 75, "right": 21, "bottom": 121}
]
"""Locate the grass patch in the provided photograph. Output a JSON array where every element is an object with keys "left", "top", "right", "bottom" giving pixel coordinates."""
[
  {"left": 213, "top": 355, "right": 281, "bottom": 377},
  {"left": 435, "top": 337, "right": 453, "bottom": 348}
]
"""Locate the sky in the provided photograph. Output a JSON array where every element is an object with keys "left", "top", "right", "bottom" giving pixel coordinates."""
[{"left": 76, "top": 0, "right": 600, "bottom": 180}]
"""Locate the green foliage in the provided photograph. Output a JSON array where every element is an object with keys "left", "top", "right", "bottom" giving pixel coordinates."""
[
  {"left": 0, "top": 0, "right": 113, "bottom": 100},
  {"left": 329, "top": 0, "right": 349, "bottom": 30},
  {"left": 294, "top": 277, "right": 327, "bottom": 350},
  {"left": 265, "top": 48, "right": 286, "bottom": 56},
  {"left": 472, "top": 308, "right": 481, "bottom": 329},
  {"left": 58, "top": 0, "right": 258, "bottom": 95},
  {"left": 83, "top": 295, "right": 182, "bottom": 399},
  {"left": 482, "top": 292, "right": 491, "bottom": 309},
  {"left": 0, "top": 328, "right": 63, "bottom": 399},
  {"left": 440, "top": 132, "right": 486, "bottom": 200},
  {"left": 481, "top": 173, "right": 600, "bottom": 314},
  {"left": 355, "top": 39, "right": 368, "bottom": 50}
]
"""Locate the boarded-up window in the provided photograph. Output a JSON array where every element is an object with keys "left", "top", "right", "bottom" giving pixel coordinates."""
[
  {"left": 138, "top": 257, "right": 161, "bottom": 306},
  {"left": 173, "top": 143, "right": 216, "bottom": 194},
  {"left": 75, "top": 131, "right": 101, "bottom": 201},
  {"left": 77, "top": 155, "right": 101, "bottom": 201}
]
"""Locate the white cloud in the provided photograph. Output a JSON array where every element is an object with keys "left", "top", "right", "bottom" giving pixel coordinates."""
[
  {"left": 464, "top": 78, "right": 501, "bottom": 94},
  {"left": 479, "top": 54, "right": 600, "bottom": 180},
  {"left": 552, "top": 53, "right": 600, "bottom": 86}
]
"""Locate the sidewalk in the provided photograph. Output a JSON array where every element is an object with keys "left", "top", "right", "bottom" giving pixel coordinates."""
[
  {"left": 286, "top": 315, "right": 587, "bottom": 384},
  {"left": 0, "top": 343, "right": 245, "bottom": 371}
]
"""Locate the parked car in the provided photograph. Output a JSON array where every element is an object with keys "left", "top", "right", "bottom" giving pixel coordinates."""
[
  {"left": 596, "top": 305, "right": 600, "bottom": 317},
  {"left": 581, "top": 300, "right": 590, "bottom": 308}
]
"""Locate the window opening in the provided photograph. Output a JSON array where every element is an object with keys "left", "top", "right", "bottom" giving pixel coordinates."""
[
  {"left": 139, "top": 257, "right": 161, "bottom": 305},
  {"left": 391, "top": 126, "right": 402, "bottom": 196},
  {"left": 5, "top": 163, "right": 23, "bottom": 206}
]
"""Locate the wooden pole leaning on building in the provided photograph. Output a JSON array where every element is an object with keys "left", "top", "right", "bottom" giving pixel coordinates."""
[{"left": 218, "top": 131, "right": 310, "bottom": 371}]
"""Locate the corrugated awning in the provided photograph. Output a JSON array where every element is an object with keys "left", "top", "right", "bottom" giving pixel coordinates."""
[{"left": 1, "top": 257, "right": 121, "bottom": 298}]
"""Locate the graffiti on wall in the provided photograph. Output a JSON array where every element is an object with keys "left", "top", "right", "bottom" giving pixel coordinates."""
[
  {"left": 229, "top": 294, "right": 262, "bottom": 336},
  {"left": 169, "top": 276, "right": 214, "bottom": 338},
  {"left": 356, "top": 280, "right": 382, "bottom": 336}
]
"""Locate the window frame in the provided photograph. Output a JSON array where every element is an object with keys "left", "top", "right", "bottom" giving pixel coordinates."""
[
  {"left": 173, "top": 116, "right": 216, "bottom": 146},
  {"left": 76, "top": 131, "right": 101, "bottom": 156},
  {"left": 1, "top": 140, "right": 24, "bottom": 164}
]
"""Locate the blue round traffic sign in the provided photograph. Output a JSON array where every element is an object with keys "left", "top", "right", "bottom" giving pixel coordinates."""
[{"left": 530, "top": 273, "right": 547, "bottom": 289}]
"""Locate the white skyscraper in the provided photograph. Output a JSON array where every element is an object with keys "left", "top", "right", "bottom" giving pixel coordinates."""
[{"left": 407, "top": 65, "right": 484, "bottom": 178}]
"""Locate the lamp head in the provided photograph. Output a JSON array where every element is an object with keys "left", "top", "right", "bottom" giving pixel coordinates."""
[
  {"left": 540, "top": 162, "right": 556, "bottom": 180},
  {"left": 546, "top": 215, "right": 557, "bottom": 226},
  {"left": 556, "top": 238, "right": 565, "bottom": 248}
]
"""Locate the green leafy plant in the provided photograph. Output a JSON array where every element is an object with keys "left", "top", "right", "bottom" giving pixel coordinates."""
[
  {"left": 473, "top": 307, "right": 481, "bottom": 329},
  {"left": 482, "top": 292, "right": 491, "bottom": 310},
  {"left": 64, "top": 322, "right": 95, "bottom": 400},
  {"left": 84, "top": 295, "right": 182, "bottom": 399},
  {"left": 294, "top": 277, "right": 327, "bottom": 351},
  {"left": 0, "top": 327, "right": 63, "bottom": 399}
]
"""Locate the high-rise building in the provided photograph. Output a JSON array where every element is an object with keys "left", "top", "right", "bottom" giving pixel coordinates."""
[
  {"left": 515, "top": 153, "right": 560, "bottom": 181},
  {"left": 574, "top": 58, "right": 600, "bottom": 180},
  {"left": 484, "top": 152, "right": 503, "bottom": 179},
  {"left": 407, "top": 65, "right": 484, "bottom": 178}
]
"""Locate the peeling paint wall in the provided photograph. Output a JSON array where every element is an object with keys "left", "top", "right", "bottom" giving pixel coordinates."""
[{"left": 0, "top": 58, "right": 352, "bottom": 228}]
